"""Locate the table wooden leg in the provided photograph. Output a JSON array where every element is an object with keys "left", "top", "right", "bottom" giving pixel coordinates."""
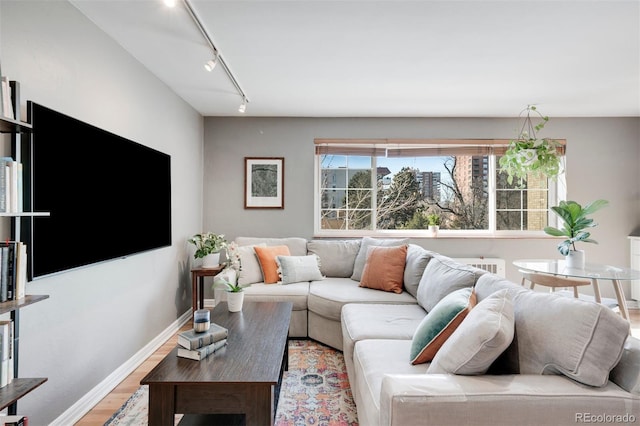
[
  {"left": 611, "top": 279, "right": 630, "bottom": 321},
  {"left": 148, "top": 384, "right": 176, "bottom": 426},
  {"left": 199, "top": 276, "right": 205, "bottom": 311},
  {"left": 245, "top": 384, "right": 274, "bottom": 426},
  {"left": 191, "top": 274, "right": 198, "bottom": 314},
  {"left": 590, "top": 278, "right": 602, "bottom": 303}
]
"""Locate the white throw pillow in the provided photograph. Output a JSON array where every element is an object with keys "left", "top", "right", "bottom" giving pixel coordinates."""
[
  {"left": 427, "top": 289, "right": 515, "bottom": 375},
  {"left": 236, "top": 243, "right": 267, "bottom": 285}
]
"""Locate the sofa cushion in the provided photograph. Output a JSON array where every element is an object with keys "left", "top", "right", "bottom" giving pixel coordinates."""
[
  {"left": 404, "top": 244, "right": 435, "bottom": 298},
  {"left": 410, "top": 287, "right": 476, "bottom": 365},
  {"left": 427, "top": 288, "right": 514, "bottom": 375},
  {"left": 235, "top": 236, "right": 308, "bottom": 256},
  {"left": 416, "top": 254, "right": 484, "bottom": 312},
  {"left": 276, "top": 254, "right": 323, "bottom": 284},
  {"left": 475, "top": 274, "right": 630, "bottom": 387},
  {"left": 351, "top": 237, "right": 409, "bottom": 281},
  {"left": 236, "top": 243, "right": 267, "bottom": 286},
  {"left": 241, "top": 281, "right": 310, "bottom": 310},
  {"left": 360, "top": 245, "right": 407, "bottom": 294},
  {"left": 307, "top": 239, "right": 361, "bottom": 278},
  {"left": 308, "top": 278, "right": 417, "bottom": 321},
  {"left": 254, "top": 245, "right": 291, "bottom": 284},
  {"left": 353, "top": 339, "right": 426, "bottom": 419}
]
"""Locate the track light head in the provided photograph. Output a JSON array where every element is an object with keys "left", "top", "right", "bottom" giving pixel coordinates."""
[
  {"left": 238, "top": 99, "right": 247, "bottom": 113},
  {"left": 164, "top": 0, "right": 177, "bottom": 7},
  {"left": 204, "top": 57, "right": 217, "bottom": 72}
]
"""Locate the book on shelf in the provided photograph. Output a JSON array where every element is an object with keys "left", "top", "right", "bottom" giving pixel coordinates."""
[
  {"left": 0, "top": 157, "right": 22, "bottom": 214},
  {"left": 1, "top": 77, "right": 14, "bottom": 120},
  {"left": 0, "top": 320, "right": 13, "bottom": 388},
  {"left": 0, "top": 241, "right": 27, "bottom": 302},
  {"left": 177, "top": 322, "right": 228, "bottom": 350},
  {"left": 177, "top": 338, "right": 227, "bottom": 361}
]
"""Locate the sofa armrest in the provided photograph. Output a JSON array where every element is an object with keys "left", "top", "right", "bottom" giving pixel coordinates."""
[
  {"left": 610, "top": 336, "right": 640, "bottom": 394},
  {"left": 380, "top": 374, "right": 639, "bottom": 426}
]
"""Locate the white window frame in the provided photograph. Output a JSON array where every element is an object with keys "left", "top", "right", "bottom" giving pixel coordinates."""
[{"left": 314, "top": 139, "right": 566, "bottom": 238}]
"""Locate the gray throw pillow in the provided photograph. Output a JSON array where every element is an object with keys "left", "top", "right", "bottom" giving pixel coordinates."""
[
  {"left": 276, "top": 255, "right": 323, "bottom": 284},
  {"left": 403, "top": 244, "right": 435, "bottom": 298},
  {"left": 307, "top": 240, "right": 360, "bottom": 278},
  {"left": 351, "top": 237, "right": 409, "bottom": 282},
  {"left": 416, "top": 254, "right": 485, "bottom": 312},
  {"left": 427, "top": 289, "right": 515, "bottom": 375}
]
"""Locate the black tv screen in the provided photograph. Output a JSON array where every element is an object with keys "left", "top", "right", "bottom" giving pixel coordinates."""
[{"left": 24, "top": 101, "right": 172, "bottom": 279}]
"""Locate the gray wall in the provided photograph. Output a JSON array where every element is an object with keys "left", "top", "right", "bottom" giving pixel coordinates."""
[
  {"left": 2, "top": 2, "right": 203, "bottom": 424},
  {"left": 204, "top": 117, "right": 640, "bottom": 298}
]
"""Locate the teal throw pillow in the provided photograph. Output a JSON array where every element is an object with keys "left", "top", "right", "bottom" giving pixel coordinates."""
[{"left": 410, "top": 287, "right": 476, "bottom": 365}]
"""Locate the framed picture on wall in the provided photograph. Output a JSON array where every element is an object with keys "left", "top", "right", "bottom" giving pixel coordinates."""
[{"left": 244, "top": 157, "right": 285, "bottom": 209}]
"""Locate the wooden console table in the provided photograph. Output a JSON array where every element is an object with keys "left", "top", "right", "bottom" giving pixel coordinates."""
[{"left": 190, "top": 265, "right": 224, "bottom": 313}]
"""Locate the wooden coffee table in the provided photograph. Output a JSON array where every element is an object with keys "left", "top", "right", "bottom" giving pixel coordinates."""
[{"left": 141, "top": 301, "right": 292, "bottom": 426}]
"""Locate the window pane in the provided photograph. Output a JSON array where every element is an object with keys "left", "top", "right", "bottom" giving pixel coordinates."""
[
  {"left": 375, "top": 155, "right": 489, "bottom": 230},
  {"left": 320, "top": 155, "right": 373, "bottom": 231},
  {"left": 321, "top": 189, "right": 346, "bottom": 209},
  {"left": 495, "top": 157, "right": 549, "bottom": 231},
  {"left": 320, "top": 210, "right": 346, "bottom": 230}
]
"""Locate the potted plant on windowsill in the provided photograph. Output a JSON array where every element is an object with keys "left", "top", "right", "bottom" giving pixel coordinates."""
[
  {"left": 543, "top": 199, "right": 609, "bottom": 268},
  {"left": 427, "top": 213, "right": 441, "bottom": 237},
  {"left": 499, "top": 105, "right": 563, "bottom": 187},
  {"left": 188, "top": 232, "right": 228, "bottom": 268}
]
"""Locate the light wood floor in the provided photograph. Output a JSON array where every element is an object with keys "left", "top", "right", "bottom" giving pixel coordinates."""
[
  {"left": 75, "top": 320, "right": 193, "bottom": 426},
  {"left": 75, "top": 309, "right": 640, "bottom": 426}
]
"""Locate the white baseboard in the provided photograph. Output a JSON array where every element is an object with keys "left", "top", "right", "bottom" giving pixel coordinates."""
[{"left": 50, "top": 309, "right": 192, "bottom": 426}]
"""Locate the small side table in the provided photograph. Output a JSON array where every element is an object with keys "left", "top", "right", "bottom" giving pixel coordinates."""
[{"left": 191, "top": 265, "right": 224, "bottom": 313}]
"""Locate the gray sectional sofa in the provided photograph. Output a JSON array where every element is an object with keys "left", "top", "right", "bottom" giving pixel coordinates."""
[{"left": 231, "top": 236, "right": 640, "bottom": 426}]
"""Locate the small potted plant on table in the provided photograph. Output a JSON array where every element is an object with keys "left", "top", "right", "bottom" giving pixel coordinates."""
[
  {"left": 213, "top": 242, "right": 245, "bottom": 312},
  {"left": 188, "top": 232, "right": 228, "bottom": 268},
  {"left": 543, "top": 199, "right": 609, "bottom": 268}
]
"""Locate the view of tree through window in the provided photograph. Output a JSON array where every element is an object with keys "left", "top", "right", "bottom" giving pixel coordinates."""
[{"left": 318, "top": 146, "right": 559, "bottom": 233}]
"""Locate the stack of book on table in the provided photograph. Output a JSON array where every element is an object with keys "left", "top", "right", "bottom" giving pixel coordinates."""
[{"left": 177, "top": 322, "right": 228, "bottom": 361}]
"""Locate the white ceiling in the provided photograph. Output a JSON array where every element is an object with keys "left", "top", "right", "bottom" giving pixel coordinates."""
[{"left": 70, "top": 0, "right": 640, "bottom": 118}]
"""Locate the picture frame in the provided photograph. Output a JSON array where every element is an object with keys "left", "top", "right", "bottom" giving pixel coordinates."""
[{"left": 244, "top": 157, "right": 284, "bottom": 209}]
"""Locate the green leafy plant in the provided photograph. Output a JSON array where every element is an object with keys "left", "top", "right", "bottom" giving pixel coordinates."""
[
  {"left": 187, "top": 232, "right": 228, "bottom": 259},
  {"left": 499, "top": 105, "right": 563, "bottom": 186},
  {"left": 543, "top": 199, "right": 609, "bottom": 256},
  {"left": 427, "top": 213, "right": 441, "bottom": 226},
  {"left": 214, "top": 277, "right": 244, "bottom": 293}
]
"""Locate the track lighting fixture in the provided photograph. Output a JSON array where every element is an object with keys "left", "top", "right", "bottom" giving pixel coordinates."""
[
  {"left": 163, "top": 0, "right": 177, "bottom": 7},
  {"left": 179, "top": 0, "right": 250, "bottom": 113},
  {"left": 204, "top": 56, "right": 217, "bottom": 72}
]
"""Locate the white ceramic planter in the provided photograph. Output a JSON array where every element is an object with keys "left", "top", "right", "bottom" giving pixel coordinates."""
[
  {"left": 201, "top": 252, "right": 221, "bottom": 268},
  {"left": 227, "top": 291, "right": 244, "bottom": 312},
  {"left": 429, "top": 225, "right": 439, "bottom": 237},
  {"left": 566, "top": 250, "right": 585, "bottom": 269}
]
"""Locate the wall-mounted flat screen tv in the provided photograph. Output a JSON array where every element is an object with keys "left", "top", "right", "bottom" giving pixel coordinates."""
[{"left": 23, "top": 101, "right": 172, "bottom": 279}]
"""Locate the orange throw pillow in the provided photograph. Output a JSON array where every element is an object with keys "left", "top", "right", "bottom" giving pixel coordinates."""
[
  {"left": 254, "top": 245, "right": 291, "bottom": 284},
  {"left": 359, "top": 245, "right": 408, "bottom": 293}
]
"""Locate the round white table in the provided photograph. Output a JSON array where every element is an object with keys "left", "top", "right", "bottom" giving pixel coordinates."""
[{"left": 512, "top": 259, "right": 640, "bottom": 321}]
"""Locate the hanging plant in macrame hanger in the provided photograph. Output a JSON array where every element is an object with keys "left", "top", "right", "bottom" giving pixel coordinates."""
[{"left": 498, "top": 105, "right": 563, "bottom": 187}]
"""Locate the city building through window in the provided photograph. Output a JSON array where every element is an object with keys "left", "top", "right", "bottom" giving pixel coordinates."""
[{"left": 314, "top": 139, "right": 566, "bottom": 236}]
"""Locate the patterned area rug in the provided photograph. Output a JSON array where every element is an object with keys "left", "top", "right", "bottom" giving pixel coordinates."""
[{"left": 104, "top": 339, "right": 358, "bottom": 426}]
